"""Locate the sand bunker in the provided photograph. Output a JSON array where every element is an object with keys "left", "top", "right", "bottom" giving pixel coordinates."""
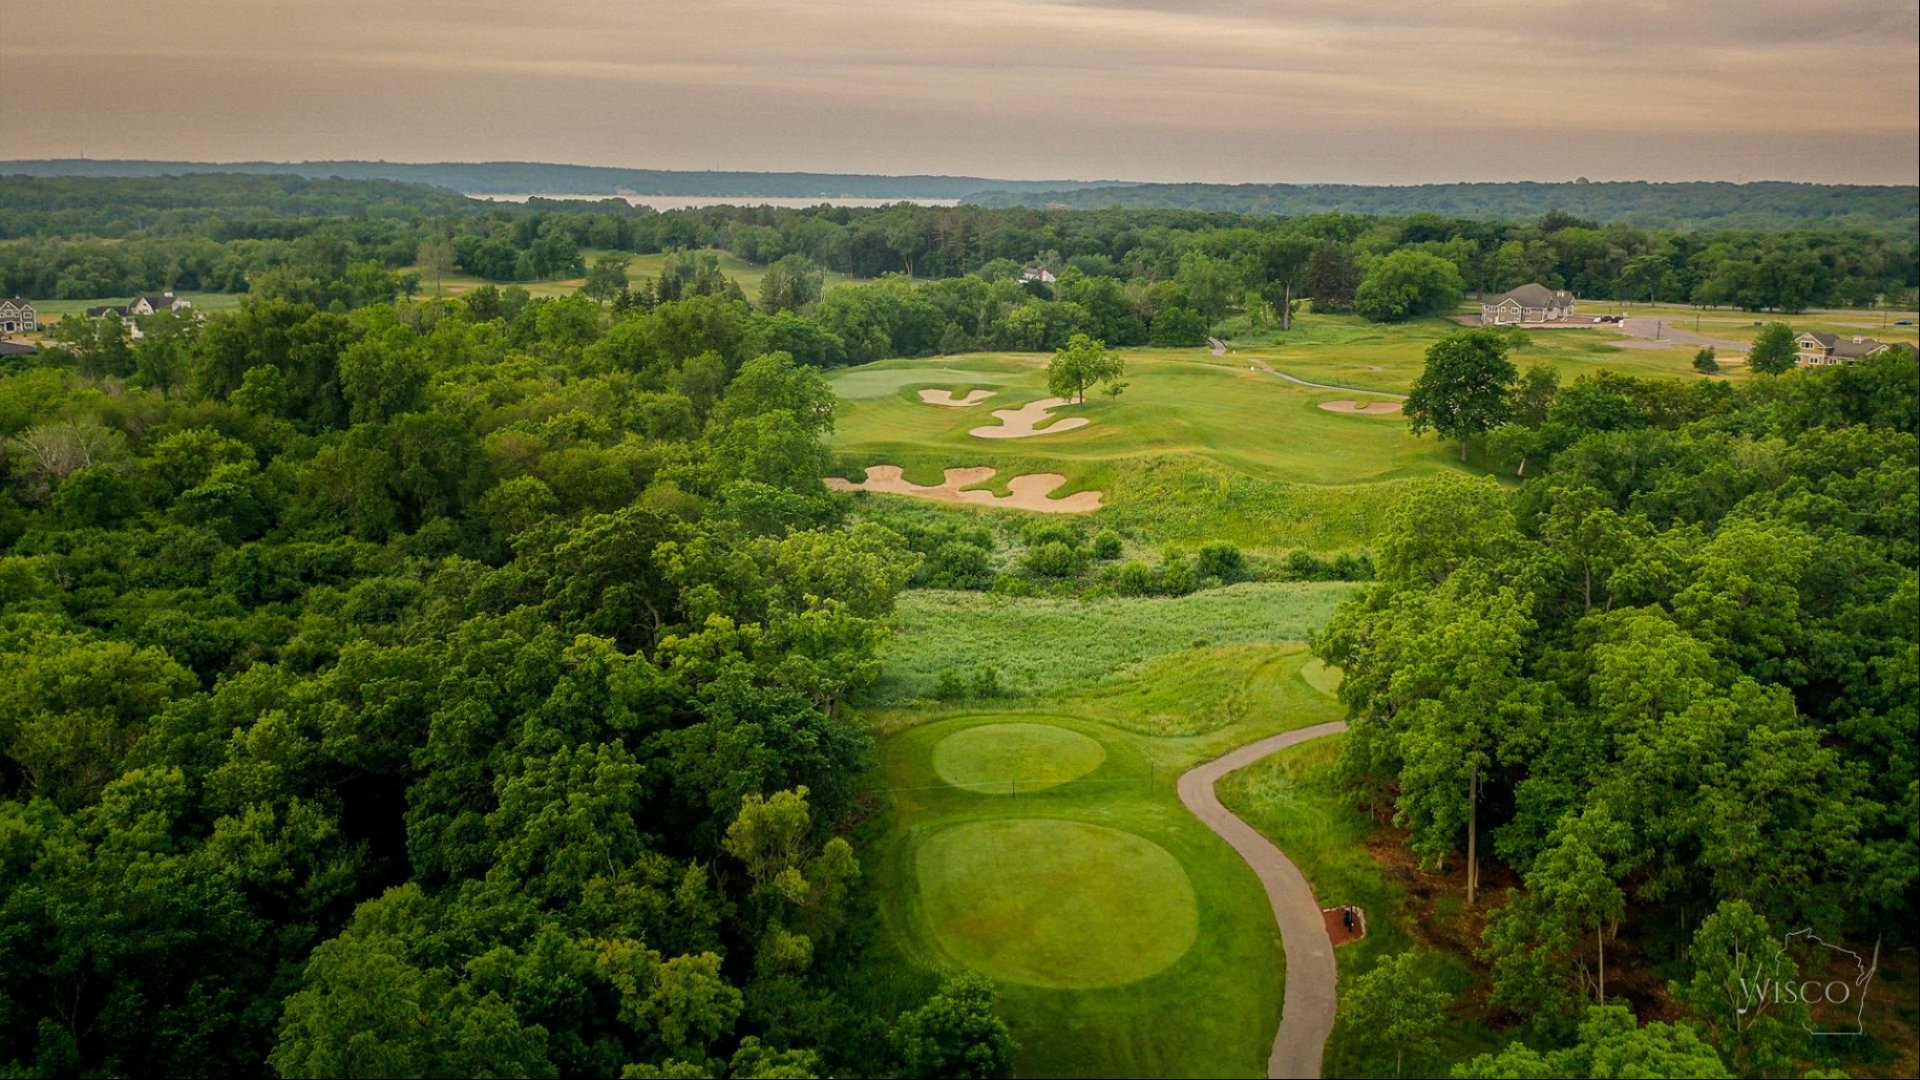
[
  {"left": 1318, "top": 399, "right": 1402, "bottom": 415},
  {"left": 918, "top": 388, "right": 996, "bottom": 408},
  {"left": 825, "top": 465, "right": 1102, "bottom": 513},
  {"left": 970, "top": 397, "right": 1090, "bottom": 439}
]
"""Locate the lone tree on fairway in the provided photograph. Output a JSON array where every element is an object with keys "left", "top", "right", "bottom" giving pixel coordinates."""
[
  {"left": 1693, "top": 346, "right": 1720, "bottom": 373},
  {"left": 1404, "top": 329, "right": 1521, "bottom": 461},
  {"left": 1047, "top": 334, "right": 1124, "bottom": 404},
  {"left": 894, "top": 973, "right": 1017, "bottom": 1079},
  {"left": 1747, "top": 321, "right": 1798, "bottom": 375},
  {"left": 1344, "top": 952, "right": 1449, "bottom": 1077}
]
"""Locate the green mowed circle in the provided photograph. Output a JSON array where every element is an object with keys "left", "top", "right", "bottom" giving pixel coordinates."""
[
  {"left": 914, "top": 819, "right": 1200, "bottom": 988},
  {"left": 931, "top": 722, "right": 1107, "bottom": 794}
]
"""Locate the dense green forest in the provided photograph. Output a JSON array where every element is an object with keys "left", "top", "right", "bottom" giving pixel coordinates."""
[
  {"left": 0, "top": 283, "right": 1057, "bottom": 1075},
  {"left": 1323, "top": 346, "right": 1918, "bottom": 1075},
  {"left": 3, "top": 177, "right": 1915, "bottom": 326},
  {"left": 964, "top": 180, "right": 1920, "bottom": 235}
]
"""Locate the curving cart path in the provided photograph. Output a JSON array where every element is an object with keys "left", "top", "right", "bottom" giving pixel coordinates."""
[{"left": 1178, "top": 720, "right": 1349, "bottom": 1079}]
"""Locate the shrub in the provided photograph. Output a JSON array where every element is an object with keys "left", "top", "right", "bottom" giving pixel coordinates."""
[
  {"left": 1283, "top": 550, "right": 1325, "bottom": 580},
  {"left": 1113, "top": 561, "right": 1156, "bottom": 596},
  {"left": 1091, "top": 530, "right": 1123, "bottom": 560},
  {"left": 923, "top": 540, "right": 995, "bottom": 590},
  {"left": 1692, "top": 346, "right": 1720, "bottom": 374},
  {"left": 1022, "top": 522, "right": 1080, "bottom": 550},
  {"left": 1023, "top": 540, "right": 1081, "bottom": 578},
  {"left": 1194, "top": 541, "right": 1246, "bottom": 583},
  {"left": 1160, "top": 553, "right": 1199, "bottom": 596}
]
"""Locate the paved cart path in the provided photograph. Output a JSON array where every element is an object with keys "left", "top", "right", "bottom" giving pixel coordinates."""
[{"left": 1178, "top": 720, "right": 1349, "bottom": 1079}]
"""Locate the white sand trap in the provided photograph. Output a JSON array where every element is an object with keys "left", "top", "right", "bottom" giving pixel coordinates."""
[
  {"left": 824, "top": 465, "right": 1102, "bottom": 513},
  {"left": 1319, "top": 400, "right": 1402, "bottom": 416},
  {"left": 918, "top": 388, "right": 996, "bottom": 408},
  {"left": 969, "top": 397, "right": 1090, "bottom": 439}
]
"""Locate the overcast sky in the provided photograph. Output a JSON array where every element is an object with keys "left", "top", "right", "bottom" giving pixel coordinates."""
[{"left": 3, "top": 0, "right": 1916, "bottom": 184}]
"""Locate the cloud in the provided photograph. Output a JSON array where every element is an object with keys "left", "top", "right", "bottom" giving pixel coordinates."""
[{"left": 1, "top": 0, "right": 1913, "bottom": 183}]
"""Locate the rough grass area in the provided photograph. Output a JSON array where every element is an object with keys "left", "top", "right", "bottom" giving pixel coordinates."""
[{"left": 869, "top": 582, "right": 1357, "bottom": 706}]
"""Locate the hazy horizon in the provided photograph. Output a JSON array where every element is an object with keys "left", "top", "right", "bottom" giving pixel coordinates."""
[{"left": 4, "top": 1, "right": 1916, "bottom": 186}]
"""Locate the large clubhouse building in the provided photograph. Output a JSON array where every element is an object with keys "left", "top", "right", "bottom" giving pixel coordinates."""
[
  {"left": 1481, "top": 283, "right": 1576, "bottom": 325},
  {"left": 1794, "top": 331, "right": 1895, "bottom": 366}
]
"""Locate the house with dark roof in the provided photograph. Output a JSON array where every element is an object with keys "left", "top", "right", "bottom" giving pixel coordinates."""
[
  {"left": 0, "top": 298, "right": 37, "bottom": 334},
  {"left": 0, "top": 339, "right": 40, "bottom": 359},
  {"left": 1481, "top": 283, "right": 1575, "bottom": 325},
  {"left": 1795, "top": 331, "right": 1894, "bottom": 367},
  {"left": 128, "top": 292, "right": 192, "bottom": 316}
]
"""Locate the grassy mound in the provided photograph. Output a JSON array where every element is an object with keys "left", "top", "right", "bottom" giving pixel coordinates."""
[
  {"left": 914, "top": 818, "right": 1200, "bottom": 988},
  {"left": 930, "top": 722, "right": 1108, "bottom": 794}
]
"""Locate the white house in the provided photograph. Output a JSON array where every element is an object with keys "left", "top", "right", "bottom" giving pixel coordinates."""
[
  {"left": 1482, "top": 283, "right": 1575, "bottom": 325},
  {"left": 1020, "top": 266, "right": 1057, "bottom": 285},
  {"left": 127, "top": 292, "right": 192, "bottom": 316},
  {"left": 0, "top": 297, "right": 37, "bottom": 334}
]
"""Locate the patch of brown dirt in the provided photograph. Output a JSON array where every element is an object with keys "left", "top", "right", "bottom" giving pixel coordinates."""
[{"left": 1325, "top": 906, "right": 1367, "bottom": 945}]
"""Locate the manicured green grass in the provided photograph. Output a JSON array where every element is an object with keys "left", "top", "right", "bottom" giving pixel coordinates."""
[
  {"left": 826, "top": 347, "right": 1473, "bottom": 550},
  {"left": 869, "top": 651, "right": 1346, "bottom": 1077},
  {"left": 1218, "top": 733, "right": 1499, "bottom": 1077},
  {"left": 1556, "top": 299, "right": 1919, "bottom": 349},
  {"left": 871, "top": 583, "right": 1357, "bottom": 707},
  {"left": 1218, "top": 309, "right": 1746, "bottom": 392},
  {"left": 915, "top": 816, "right": 1200, "bottom": 989},
  {"left": 930, "top": 722, "right": 1107, "bottom": 793}
]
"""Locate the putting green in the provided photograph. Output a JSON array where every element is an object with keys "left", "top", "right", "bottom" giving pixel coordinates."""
[
  {"left": 915, "top": 818, "right": 1200, "bottom": 988},
  {"left": 931, "top": 722, "right": 1107, "bottom": 793}
]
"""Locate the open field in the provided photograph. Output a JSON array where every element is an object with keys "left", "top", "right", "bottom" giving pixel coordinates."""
[
  {"left": 864, "top": 642, "right": 1346, "bottom": 1077},
  {"left": 826, "top": 347, "right": 1474, "bottom": 551},
  {"left": 1218, "top": 309, "right": 1756, "bottom": 392},
  {"left": 404, "top": 247, "right": 855, "bottom": 302},
  {"left": 21, "top": 290, "right": 245, "bottom": 323},
  {"left": 1555, "top": 297, "right": 1920, "bottom": 348}
]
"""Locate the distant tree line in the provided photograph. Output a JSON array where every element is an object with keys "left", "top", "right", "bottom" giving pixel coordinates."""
[
  {"left": 2, "top": 177, "right": 1915, "bottom": 322},
  {"left": 962, "top": 179, "right": 1920, "bottom": 235}
]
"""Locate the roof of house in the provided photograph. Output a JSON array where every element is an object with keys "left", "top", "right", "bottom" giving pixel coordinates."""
[
  {"left": 1, "top": 297, "right": 33, "bottom": 308},
  {"left": 1834, "top": 337, "right": 1889, "bottom": 358},
  {"left": 87, "top": 305, "right": 129, "bottom": 318},
  {"left": 1801, "top": 332, "right": 1890, "bottom": 357},
  {"left": 133, "top": 293, "right": 179, "bottom": 307},
  {"left": 1487, "top": 283, "right": 1573, "bottom": 307},
  {"left": 0, "top": 340, "right": 39, "bottom": 356}
]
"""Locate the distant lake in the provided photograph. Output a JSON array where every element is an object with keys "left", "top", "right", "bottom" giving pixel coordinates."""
[{"left": 469, "top": 193, "right": 960, "bottom": 210}]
